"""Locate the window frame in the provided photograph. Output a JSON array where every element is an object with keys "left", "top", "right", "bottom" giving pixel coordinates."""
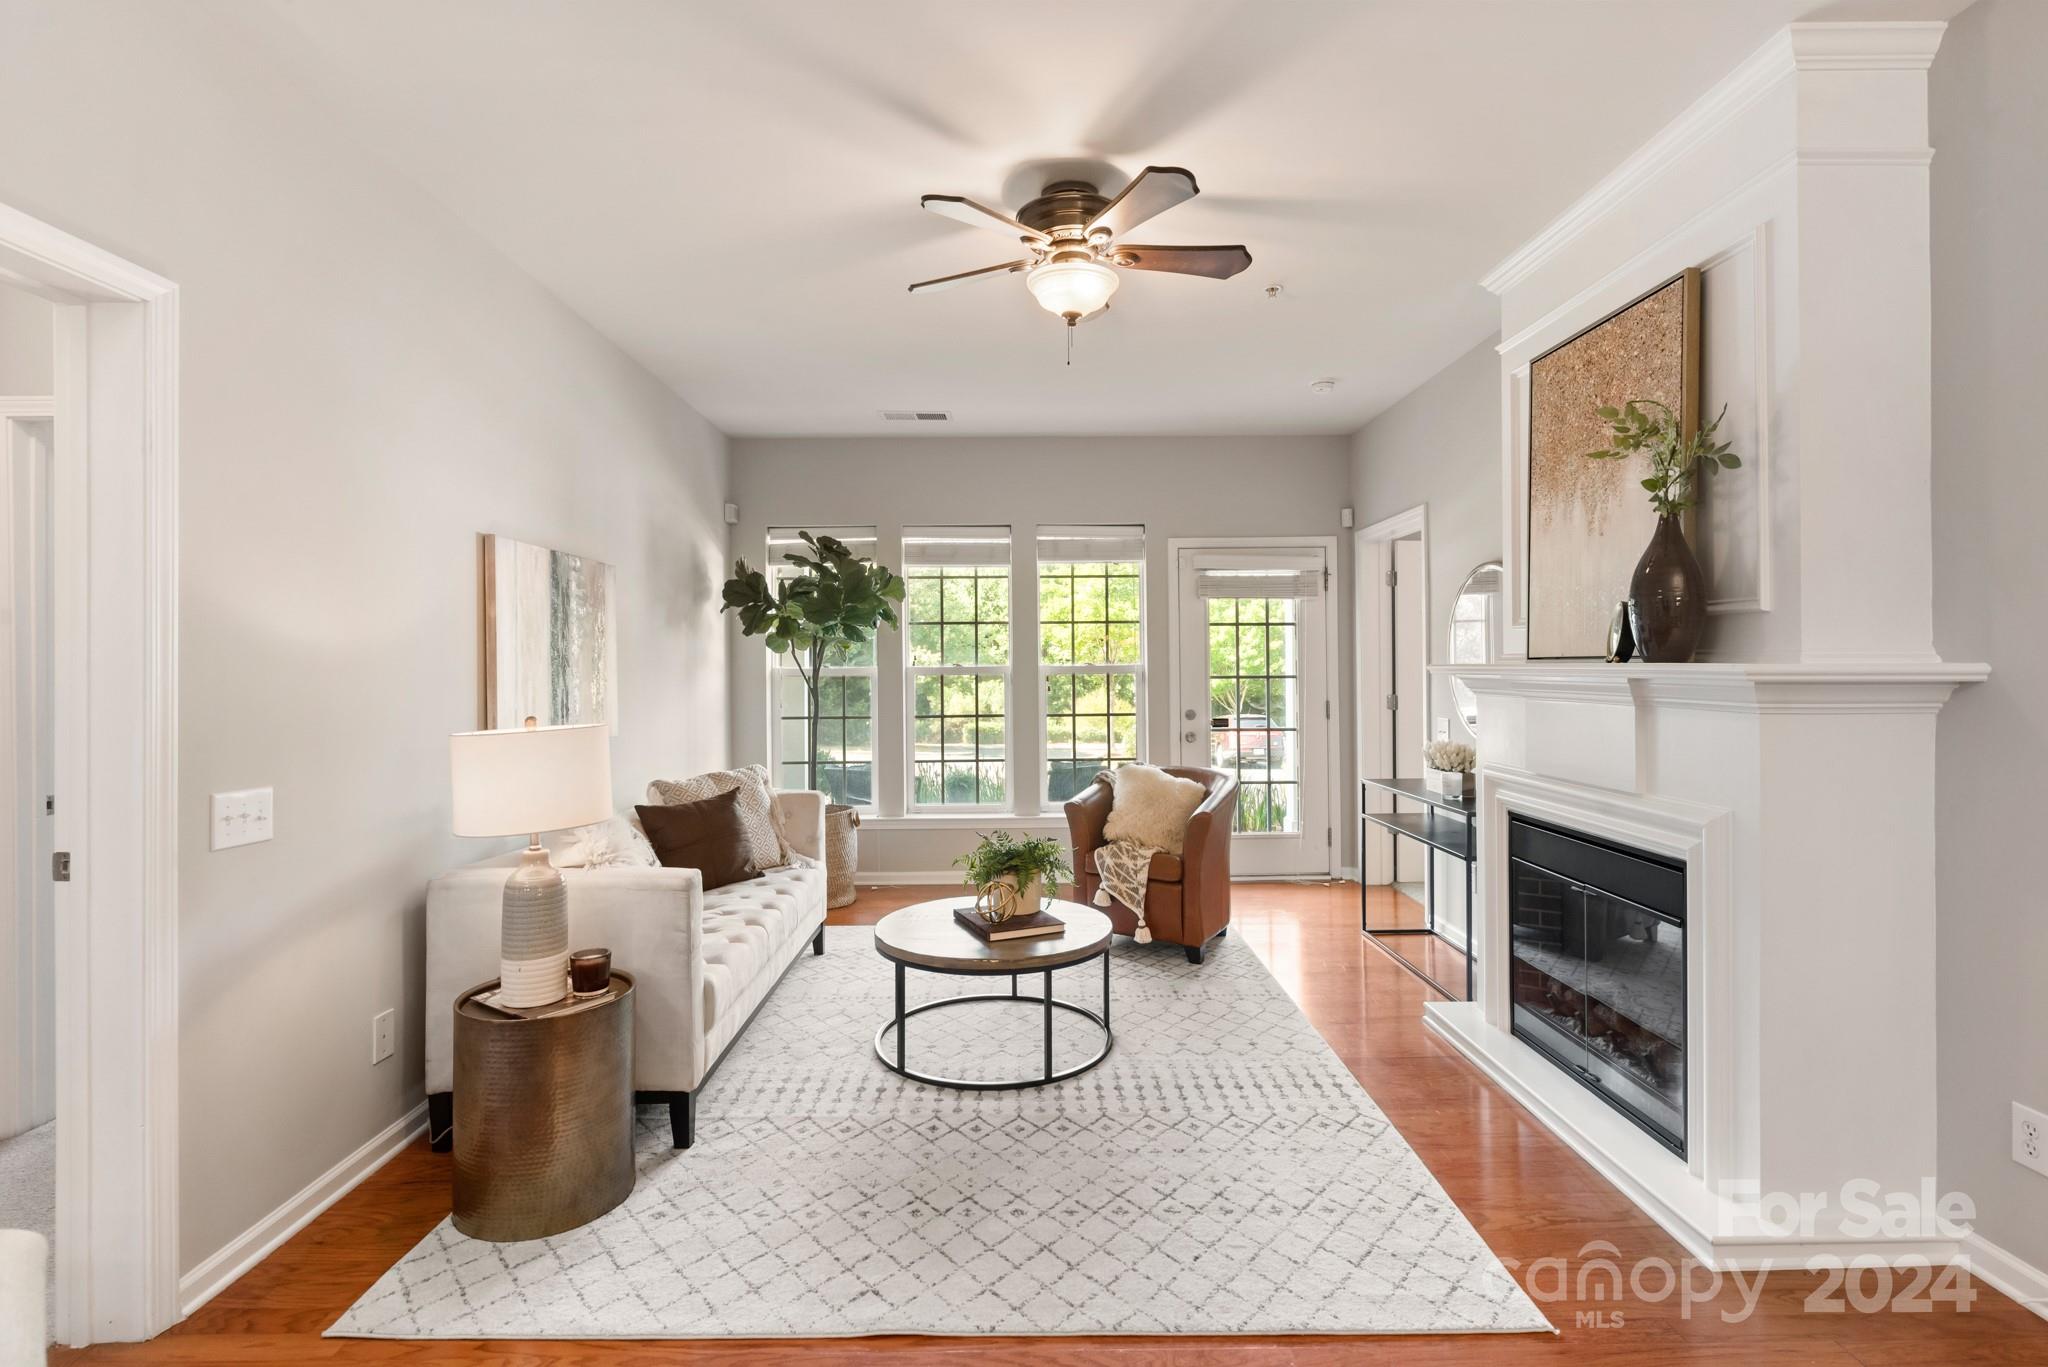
[
  {"left": 1034, "top": 541, "right": 1146, "bottom": 810},
  {"left": 900, "top": 530, "right": 1014, "bottom": 814},
  {"left": 764, "top": 527, "right": 879, "bottom": 808}
]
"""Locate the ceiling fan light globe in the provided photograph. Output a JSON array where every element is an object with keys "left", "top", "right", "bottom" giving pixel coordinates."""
[{"left": 1025, "top": 258, "right": 1118, "bottom": 321}]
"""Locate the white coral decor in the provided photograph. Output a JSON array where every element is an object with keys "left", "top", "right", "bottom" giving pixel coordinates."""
[{"left": 1422, "top": 741, "right": 1476, "bottom": 796}]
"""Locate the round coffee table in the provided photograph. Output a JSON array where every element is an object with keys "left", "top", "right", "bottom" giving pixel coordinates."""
[{"left": 872, "top": 897, "right": 1113, "bottom": 1090}]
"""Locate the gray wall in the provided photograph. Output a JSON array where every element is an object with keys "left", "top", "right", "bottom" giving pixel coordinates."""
[
  {"left": 1349, "top": 334, "right": 1502, "bottom": 742},
  {"left": 727, "top": 436, "right": 1355, "bottom": 875},
  {"left": 0, "top": 284, "right": 52, "bottom": 394},
  {"left": 1930, "top": 0, "right": 2048, "bottom": 1281},
  {"left": 0, "top": 1, "right": 731, "bottom": 1274}
]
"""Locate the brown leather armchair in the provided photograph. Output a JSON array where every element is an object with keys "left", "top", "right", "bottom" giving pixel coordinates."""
[{"left": 1065, "top": 766, "right": 1237, "bottom": 963}]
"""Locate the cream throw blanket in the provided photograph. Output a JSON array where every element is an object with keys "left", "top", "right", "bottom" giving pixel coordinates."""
[
  {"left": 1093, "top": 840, "right": 1160, "bottom": 942},
  {"left": 1089, "top": 765, "right": 1207, "bottom": 943}
]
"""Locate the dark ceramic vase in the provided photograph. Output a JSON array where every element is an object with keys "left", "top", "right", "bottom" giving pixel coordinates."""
[{"left": 1628, "top": 514, "right": 1706, "bottom": 663}]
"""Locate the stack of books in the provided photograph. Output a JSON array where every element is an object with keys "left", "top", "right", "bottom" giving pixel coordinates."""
[{"left": 953, "top": 906, "right": 1067, "bottom": 942}]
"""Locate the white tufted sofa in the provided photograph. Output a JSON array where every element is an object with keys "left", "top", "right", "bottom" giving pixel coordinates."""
[{"left": 424, "top": 790, "right": 828, "bottom": 1150}]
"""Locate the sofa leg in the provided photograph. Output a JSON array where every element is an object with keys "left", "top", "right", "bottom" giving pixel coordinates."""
[
  {"left": 812, "top": 924, "right": 826, "bottom": 956},
  {"left": 1185, "top": 942, "right": 1205, "bottom": 965},
  {"left": 1216, "top": 925, "right": 1228, "bottom": 938},
  {"left": 671, "top": 1093, "right": 694, "bottom": 1150},
  {"left": 427, "top": 1091, "right": 453, "bottom": 1153}
]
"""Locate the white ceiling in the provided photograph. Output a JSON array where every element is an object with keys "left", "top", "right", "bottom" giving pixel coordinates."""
[{"left": 242, "top": 0, "right": 1966, "bottom": 437}]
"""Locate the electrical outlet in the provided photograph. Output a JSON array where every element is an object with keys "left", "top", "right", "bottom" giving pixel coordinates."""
[
  {"left": 210, "top": 786, "right": 274, "bottom": 851},
  {"left": 1435, "top": 717, "right": 1450, "bottom": 742},
  {"left": 371, "top": 1009, "right": 395, "bottom": 1066},
  {"left": 2016, "top": 1102, "right": 2048, "bottom": 1178}
]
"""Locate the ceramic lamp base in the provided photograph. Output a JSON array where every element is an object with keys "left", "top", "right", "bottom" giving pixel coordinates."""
[{"left": 499, "top": 843, "right": 570, "bottom": 1007}]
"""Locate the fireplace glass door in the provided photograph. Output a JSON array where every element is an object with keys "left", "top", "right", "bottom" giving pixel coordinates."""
[{"left": 1508, "top": 817, "right": 1686, "bottom": 1156}]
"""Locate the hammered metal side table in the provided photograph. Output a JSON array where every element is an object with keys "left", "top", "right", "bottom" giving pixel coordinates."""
[{"left": 452, "top": 971, "right": 634, "bottom": 1242}]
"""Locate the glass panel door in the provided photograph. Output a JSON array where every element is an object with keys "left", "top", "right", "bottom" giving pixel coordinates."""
[{"left": 1175, "top": 548, "right": 1330, "bottom": 876}]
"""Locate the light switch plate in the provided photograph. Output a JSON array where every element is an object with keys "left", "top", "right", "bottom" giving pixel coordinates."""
[
  {"left": 371, "top": 1009, "right": 396, "bottom": 1066},
  {"left": 210, "top": 787, "right": 274, "bottom": 851}
]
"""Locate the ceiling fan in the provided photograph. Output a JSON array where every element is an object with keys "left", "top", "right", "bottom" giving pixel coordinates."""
[{"left": 909, "top": 166, "right": 1252, "bottom": 360}]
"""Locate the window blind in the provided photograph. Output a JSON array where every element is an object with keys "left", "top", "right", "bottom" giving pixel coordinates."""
[
  {"left": 902, "top": 526, "right": 1012, "bottom": 567},
  {"left": 1036, "top": 524, "right": 1144, "bottom": 564},
  {"left": 1193, "top": 567, "right": 1323, "bottom": 601}
]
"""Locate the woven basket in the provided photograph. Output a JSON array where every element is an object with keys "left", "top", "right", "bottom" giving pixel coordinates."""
[{"left": 824, "top": 803, "right": 859, "bottom": 908}]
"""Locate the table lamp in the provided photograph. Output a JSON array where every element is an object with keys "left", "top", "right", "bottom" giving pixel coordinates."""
[{"left": 450, "top": 720, "right": 614, "bottom": 1007}]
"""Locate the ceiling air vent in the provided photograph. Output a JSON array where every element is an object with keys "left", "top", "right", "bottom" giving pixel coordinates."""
[{"left": 881, "top": 410, "right": 950, "bottom": 422}]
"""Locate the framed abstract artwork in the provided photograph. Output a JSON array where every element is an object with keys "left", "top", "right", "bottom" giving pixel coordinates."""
[
  {"left": 1525, "top": 269, "right": 1700, "bottom": 659},
  {"left": 479, "top": 534, "right": 618, "bottom": 732}
]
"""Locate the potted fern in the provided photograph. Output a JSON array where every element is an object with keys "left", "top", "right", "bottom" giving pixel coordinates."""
[
  {"left": 722, "top": 531, "right": 905, "bottom": 905},
  {"left": 956, "top": 830, "right": 1072, "bottom": 924}
]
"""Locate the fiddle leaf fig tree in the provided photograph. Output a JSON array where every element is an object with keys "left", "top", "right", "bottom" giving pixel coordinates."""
[{"left": 721, "top": 531, "right": 905, "bottom": 796}]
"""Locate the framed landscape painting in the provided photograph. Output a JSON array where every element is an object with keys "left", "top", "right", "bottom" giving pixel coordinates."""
[
  {"left": 480, "top": 533, "right": 617, "bottom": 732},
  {"left": 1526, "top": 269, "right": 1700, "bottom": 658}
]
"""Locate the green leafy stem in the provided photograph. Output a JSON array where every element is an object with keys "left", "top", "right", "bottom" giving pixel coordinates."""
[{"left": 1583, "top": 398, "right": 1741, "bottom": 519}]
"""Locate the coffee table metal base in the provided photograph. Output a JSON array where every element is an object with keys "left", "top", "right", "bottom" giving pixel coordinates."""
[{"left": 874, "top": 954, "right": 1113, "bottom": 1091}]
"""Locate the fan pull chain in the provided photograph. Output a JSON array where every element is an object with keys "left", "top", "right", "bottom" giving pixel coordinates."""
[{"left": 1065, "top": 317, "right": 1075, "bottom": 366}]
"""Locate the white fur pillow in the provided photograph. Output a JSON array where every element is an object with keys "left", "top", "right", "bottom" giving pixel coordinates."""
[
  {"left": 1103, "top": 764, "right": 1207, "bottom": 855},
  {"left": 548, "top": 810, "right": 659, "bottom": 869}
]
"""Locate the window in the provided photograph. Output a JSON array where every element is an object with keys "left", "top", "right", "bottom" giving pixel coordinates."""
[
  {"left": 1038, "top": 526, "right": 1144, "bottom": 803},
  {"left": 903, "top": 527, "right": 1011, "bottom": 808},
  {"left": 1199, "top": 570, "right": 1312, "bottom": 835},
  {"left": 766, "top": 527, "right": 876, "bottom": 807}
]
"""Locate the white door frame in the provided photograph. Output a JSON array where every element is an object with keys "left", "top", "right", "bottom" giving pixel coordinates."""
[
  {"left": 1165, "top": 535, "right": 1340, "bottom": 878},
  {"left": 0, "top": 200, "right": 181, "bottom": 1343},
  {"left": 1354, "top": 507, "right": 1428, "bottom": 885}
]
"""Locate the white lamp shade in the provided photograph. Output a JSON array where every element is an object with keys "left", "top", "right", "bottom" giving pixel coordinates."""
[
  {"left": 450, "top": 723, "right": 614, "bottom": 838},
  {"left": 1025, "top": 258, "right": 1118, "bottom": 319}
]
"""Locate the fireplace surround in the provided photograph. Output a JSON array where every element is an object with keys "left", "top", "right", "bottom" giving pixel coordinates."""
[{"left": 1508, "top": 815, "right": 1686, "bottom": 1157}]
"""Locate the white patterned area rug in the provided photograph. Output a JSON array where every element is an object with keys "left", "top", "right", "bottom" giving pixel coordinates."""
[{"left": 331, "top": 928, "right": 1550, "bottom": 1340}]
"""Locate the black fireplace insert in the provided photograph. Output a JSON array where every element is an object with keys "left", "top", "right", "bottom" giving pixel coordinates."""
[{"left": 1508, "top": 815, "right": 1686, "bottom": 1156}]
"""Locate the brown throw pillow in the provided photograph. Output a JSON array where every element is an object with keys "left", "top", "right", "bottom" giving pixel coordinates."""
[{"left": 636, "top": 790, "right": 756, "bottom": 891}]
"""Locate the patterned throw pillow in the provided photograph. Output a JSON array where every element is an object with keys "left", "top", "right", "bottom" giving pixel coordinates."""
[{"left": 647, "top": 763, "right": 789, "bottom": 870}]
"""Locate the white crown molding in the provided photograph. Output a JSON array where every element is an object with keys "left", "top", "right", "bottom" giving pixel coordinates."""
[
  {"left": 1784, "top": 21, "right": 1947, "bottom": 71},
  {"left": 1480, "top": 22, "right": 1946, "bottom": 297},
  {"left": 0, "top": 396, "right": 55, "bottom": 419}
]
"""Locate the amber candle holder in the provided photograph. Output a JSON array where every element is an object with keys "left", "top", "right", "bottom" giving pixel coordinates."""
[{"left": 569, "top": 948, "right": 612, "bottom": 997}]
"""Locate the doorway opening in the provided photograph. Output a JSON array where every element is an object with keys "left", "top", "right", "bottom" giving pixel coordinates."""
[
  {"left": 0, "top": 281, "right": 57, "bottom": 1336},
  {"left": 0, "top": 198, "right": 181, "bottom": 1346}
]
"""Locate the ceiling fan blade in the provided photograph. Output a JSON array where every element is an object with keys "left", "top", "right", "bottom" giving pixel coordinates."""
[
  {"left": 1086, "top": 166, "right": 1199, "bottom": 240},
  {"left": 919, "top": 195, "right": 1049, "bottom": 243},
  {"left": 1111, "top": 244, "right": 1253, "bottom": 280},
  {"left": 907, "top": 260, "right": 1030, "bottom": 294}
]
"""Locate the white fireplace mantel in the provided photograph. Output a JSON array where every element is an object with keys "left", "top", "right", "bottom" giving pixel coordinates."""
[{"left": 1423, "top": 659, "right": 1986, "bottom": 1268}]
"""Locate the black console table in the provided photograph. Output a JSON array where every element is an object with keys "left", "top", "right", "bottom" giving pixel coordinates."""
[{"left": 1360, "top": 777, "right": 1476, "bottom": 1001}]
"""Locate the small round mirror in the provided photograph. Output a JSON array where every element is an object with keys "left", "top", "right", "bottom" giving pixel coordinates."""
[{"left": 1447, "top": 561, "right": 1504, "bottom": 736}]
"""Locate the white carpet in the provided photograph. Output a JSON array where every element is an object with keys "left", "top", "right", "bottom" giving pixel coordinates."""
[
  {"left": 0, "top": 1120, "right": 54, "bottom": 1337},
  {"left": 332, "top": 929, "right": 1550, "bottom": 1339}
]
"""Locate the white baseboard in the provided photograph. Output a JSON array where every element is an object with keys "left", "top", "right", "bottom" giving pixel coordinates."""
[
  {"left": 178, "top": 1100, "right": 426, "bottom": 1317},
  {"left": 1961, "top": 1228, "right": 2048, "bottom": 1322},
  {"left": 1335, "top": 865, "right": 1360, "bottom": 881}
]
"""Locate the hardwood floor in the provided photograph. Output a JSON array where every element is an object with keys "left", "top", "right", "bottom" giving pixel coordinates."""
[{"left": 54, "top": 882, "right": 2046, "bottom": 1365}]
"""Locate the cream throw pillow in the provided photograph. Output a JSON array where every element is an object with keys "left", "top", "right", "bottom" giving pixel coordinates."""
[
  {"left": 648, "top": 764, "right": 789, "bottom": 870},
  {"left": 1103, "top": 764, "right": 1207, "bottom": 856}
]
